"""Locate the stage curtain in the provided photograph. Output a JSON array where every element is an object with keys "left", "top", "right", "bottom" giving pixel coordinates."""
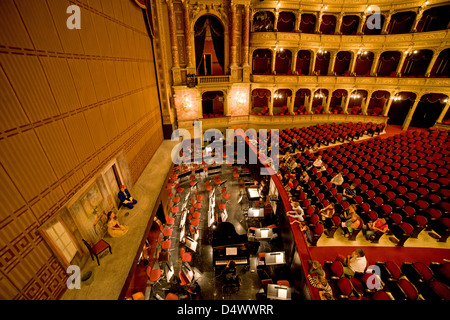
[
  {"left": 277, "top": 12, "right": 295, "bottom": 32},
  {"left": 210, "top": 17, "right": 224, "bottom": 70},
  {"left": 194, "top": 16, "right": 208, "bottom": 71}
]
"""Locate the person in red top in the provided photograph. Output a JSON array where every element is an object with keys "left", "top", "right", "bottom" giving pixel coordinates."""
[{"left": 362, "top": 218, "right": 389, "bottom": 240}]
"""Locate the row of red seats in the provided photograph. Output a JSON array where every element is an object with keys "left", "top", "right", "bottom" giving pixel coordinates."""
[{"left": 319, "top": 259, "right": 450, "bottom": 300}]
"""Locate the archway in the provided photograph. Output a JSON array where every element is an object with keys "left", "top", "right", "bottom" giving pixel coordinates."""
[
  {"left": 367, "top": 91, "right": 390, "bottom": 116},
  {"left": 299, "top": 14, "right": 316, "bottom": 33},
  {"left": 253, "top": 11, "right": 275, "bottom": 32},
  {"left": 273, "top": 89, "right": 292, "bottom": 115},
  {"left": 251, "top": 89, "right": 271, "bottom": 115},
  {"left": 334, "top": 51, "right": 352, "bottom": 76},
  {"left": 320, "top": 15, "right": 336, "bottom": 34},
  {"left": 329, "top": 89, "right": 347, "bottom": 114},
  {"left": 202, "top": 91, "right": 224, "bottom": 118},
  {"left": 377, "top": 51, "right": 401, "bottom": 76},
  {"left": 277, "top": 12, "right": 295, "bottom": 32},
  {"left": 275, "top": 49, "right": 292, "bottom": 75},
  {"left": 430, "top": 49, "right": 450, "bottom": 77},
  {"left": 354, "top": 51, "right": 374, "bottom": 76},
  {"left": 416, "top": 5, "right": 450, "bottom": 32},
  {"left": 387, "top": 11, "right": 416, "bottom": 34},
  {"left": 194, "top": 15, "right": 224, "bottom": 76},
  {"left": 295, "top": 50, "right": 311, "bottom": 75},
  {"left": 293, "top": 89, "right": 310, "bottom": 114},
  {"left": 410, "top": 94, "right": 448, "bottom": 128},
  {"left": 314, "top": 50, "right": 330, "bottom": 75},
  {"left": 387, "top": 92, "right": 416, "bottom": 125},
  {"left": 252, "top": 49, "right": 272, "bottom": 74},
  {"left": 340, "top": 15, "right": 359, "bottom": 35},
  {"left": 312, "top": 89, "right": 328, "bottom": 114},
  {"left": 401, "top": 50, "right": 433, "bottom": 77}
]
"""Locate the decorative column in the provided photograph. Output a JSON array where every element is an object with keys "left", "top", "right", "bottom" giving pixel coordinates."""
[
  {"left": 383, "top": 92, "right": 396, "bottom": 116},
  {"left": 315, "top": 12, "right": 323, "bottom": 33},
  {"left": 291, "top": 50, "right": 298, "bottom": 74},
  {"left": 287, "top": 91, "right": 295, "bottom": 115},
  {"left": 411, "top": 7, "right": 425, "bottom": 32},
  {"left": 335, "top": 13, "right": 343, "bottom": 34},
  {"left": 310, "top": 50, "right": 317, "bottom": 75},
  {"left": 182, "top": 0, "right": 194, "bottom": 70},
  {"left": 343, "top": 93, "right": 350, "bottom": 114},
  {"left": 229, "top": 2, "right": 238, "bottom": 72},
  {"left": 370, "top": 51, "right": 381, "bottom": 76},
  {"left": 381, "top": 11, "right": 393, "bottom": 34},
  {"left": 362, "top": 90, "right": 374, "bottom": 115},
  {"left": 328, "top": 51, "right": 336, "bottom": 75},
  {"left": 307, "top": 90, "right": 314, "bottom": 113},
  {"left": 425, "top": 50, "right": 439, "bottom": 77},
  {"left": 396, "top": 52, "right": 408, "bottom": 76},
  {"left": 274, "top": 9, "right": 279, "bottom": 32},
  {"left": 166, "top": 0, "right": 179, "bottom": 68},
  {"left": 271, "top": 49, "right": 277, "bottom": 74},
  {"left": 295, "top": 10, "right": 302, "bottom": 32},
  {"left": 269, "top": 91, "right": 274, "bottom": 115},
  {"left": 349, "top": 51, "right": 358, "bottom": 75},
  {"left": 305, "top": 94, "right": 311, "bottom": 113},
  {"left": 325, "top": 91, "right": 332, "bottom": 113},
  {"left": 436, "top": 98, "right": 450, "bottom": 123},
  {"left": 357, "top": 13, "right": 367, "bottom": 34},
  {"left": 242, "top": 5, "right": 251, "bottom": 81},
  {"left": 402, "top": 94, "right": 421, "bottom": 130}
]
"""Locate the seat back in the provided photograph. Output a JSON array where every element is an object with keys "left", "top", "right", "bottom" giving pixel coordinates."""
[{"left": 82, "top": 239, "right": 92, "bottom": 252}]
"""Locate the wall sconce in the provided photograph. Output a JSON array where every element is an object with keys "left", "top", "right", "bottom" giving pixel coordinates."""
[
  {"left": 318, "top": 49, "right": 328, "bottom": 54},
  {"left": 391, "top": 96, "right": 402, "bottom": 101},
  {"left": 182, "top": 96, "right": 192, "bottom": 112},
  {"left": 350, "top": 93, "right": 361, "bottom": 99}
]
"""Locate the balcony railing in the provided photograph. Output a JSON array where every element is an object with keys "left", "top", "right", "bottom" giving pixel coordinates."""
[{"left": 196, "top": 75, "right": 231, "bottom": 84}]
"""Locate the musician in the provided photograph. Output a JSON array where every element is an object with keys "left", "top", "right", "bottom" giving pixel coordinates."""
[
  {"left": 118, "top": 185, "right": 138, "bottom": 209},
  {"left": 224, "top": 261, "right": 240, "bottom": 287}
]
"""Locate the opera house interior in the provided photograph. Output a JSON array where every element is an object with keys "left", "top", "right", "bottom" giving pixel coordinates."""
[{"left": 0, "top": 0, "right": 449, "bottom": 303}]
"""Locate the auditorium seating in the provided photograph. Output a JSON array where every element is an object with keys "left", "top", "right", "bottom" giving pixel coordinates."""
[{"left": 319, "top": 259, "right": 450, "bottom": 300}]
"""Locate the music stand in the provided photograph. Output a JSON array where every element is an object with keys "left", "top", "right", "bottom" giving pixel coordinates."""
[
  {"left": 185, "top": 236, "right": 198, "bottom": 252},
  {"left": 254, "top": 228, "right": 273, "bottom": 241},
  {"left": 266, "top": 284, "right": 291, "bottom": 300},
  {"left": 264, "top": 251, "right": 286, "bottom": 265}
]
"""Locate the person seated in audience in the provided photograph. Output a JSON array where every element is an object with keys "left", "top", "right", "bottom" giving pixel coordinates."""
[
  {"left": 362, "top": 217, "right": 389, "bottom": 241},
  {"left": 106, "top": 211, "right": 129, "bottom": 238},
  {"left": 309, "top": 143, "right": 320, "bottom": 154},
  {"left": 313, "top": 155, "right": 323, "bottom": 168},
  {"left": 118, "top": 185, "right": 138, "bottom": 209},
  {"left": 343, "top": 183, "right": 357, "bottom": 203},
  {"left": 291, "top": 183, "right": 303, "bottom": 200},
  {"left": 287, "top": 202, "right": 305, "bottom": 222},
  {"left": 297, "top": 221, "right": 312, "bottom": 243},
  {"left": 330, "top": 171, "right": 344, "bottom": 192},
  {"left": 307, "top": 273, "right": 334, "bottom": 300},
  {"left": 342, "top": 248, "right": 367, "bottom": 277},
  {"left": 299, "top": 171, "right": 310, "bottom": 184},
  {"left": 283, "top": 151, "right": 292, "bottom": 162},
  {"left": 317, "top": 163, "right": 327, "bottom": 173},
  {"left": 284, "top": 178, "right": 294, "bottom": 191},
  {"left": 276, "top": 170, "right": 284, "bottom": 182},
  {"left": 286, "top": 158, "right": 298, "bottom": 171},
  {"left": 342, "top": 211, "right": 362, "bottom": 237},
  {"left": 291, "top": 138, "right": 299, "bottom": 152},
  {"left": 319, "top": 202, "right": 336, "bottom": 230}
]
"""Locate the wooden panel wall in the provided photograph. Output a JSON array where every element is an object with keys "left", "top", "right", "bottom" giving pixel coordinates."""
[{"left": 0, "top": 0, "right": 164, "bottom": 299}]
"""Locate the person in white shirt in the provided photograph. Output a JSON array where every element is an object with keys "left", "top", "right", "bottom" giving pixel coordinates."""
[
  {"left": 343, "top": 248, "right": 367, "bottom": 276},
  {"left": 313, "top": 155, "right": 323, "bottom": 167},
  {"left": 330, "top": 172, "right": 344, "bottom": 187}
]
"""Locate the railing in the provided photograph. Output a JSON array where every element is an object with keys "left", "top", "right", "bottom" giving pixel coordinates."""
[
  {"left": 177, "top": 114, "right": 388, "bottom": 129},
  {"left": 196, "top": 75, "right": 231, "bottom": 84},
  {"left": 250, "top": 74, "right": 450, "bottom": 91},
  {"left": 250, "top": 29, "right": 450, "bottom": 51}
]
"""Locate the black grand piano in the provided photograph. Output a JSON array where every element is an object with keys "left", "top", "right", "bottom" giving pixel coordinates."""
[{"left": 212, "top": 222, "right": 249, "bottom": 267}]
